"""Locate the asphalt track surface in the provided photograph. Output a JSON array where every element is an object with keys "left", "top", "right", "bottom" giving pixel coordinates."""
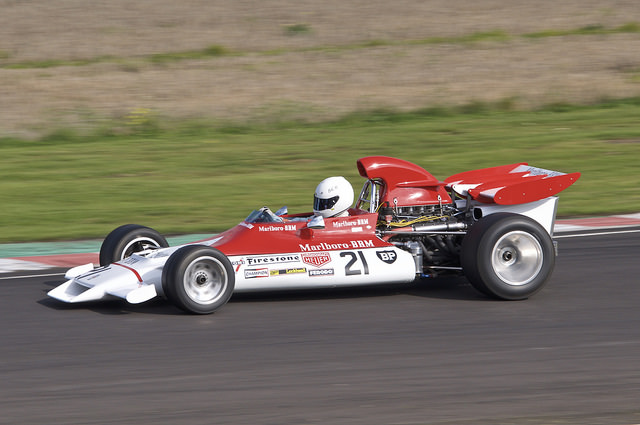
[{"left": 1, "top": 229, "right": 639, "bottom": 425}]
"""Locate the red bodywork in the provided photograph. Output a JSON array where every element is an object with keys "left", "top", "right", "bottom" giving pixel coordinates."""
[
  {"left": 357, "top": 156, "right": 580, "bottom": 207},
  {"left": 210, "top": 212, "right": 388, "bottom": 256},
  {"left": 445, "top": 163, "right": 581, "bottom": 205},
  {"left": 357, "top": 156, "right": 452, "bottom": 207},
  {"left": 208, "top": 157, "right": 580, "bottom": 256}
]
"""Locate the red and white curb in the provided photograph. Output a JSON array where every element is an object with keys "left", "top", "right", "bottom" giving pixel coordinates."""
[
  {"left": 2, "top": 214, "right": 639, "bottom": 274},
  {"left": 553, "top": 212, "right": 640, "bottom": 233},
  {"left": 0, "top": 253, "right": 98, "bottom": 275}
]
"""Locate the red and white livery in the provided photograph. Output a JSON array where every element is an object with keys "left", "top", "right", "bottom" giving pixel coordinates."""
[{"left": 48, "top": 156, "right": 580, "bottom": 314}]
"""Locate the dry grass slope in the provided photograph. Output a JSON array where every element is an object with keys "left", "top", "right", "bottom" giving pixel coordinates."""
[{"left": 1, "top": 0, "right": 640, "bottom": 138}]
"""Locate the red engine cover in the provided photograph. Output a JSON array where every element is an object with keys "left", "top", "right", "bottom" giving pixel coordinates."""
[{"left": 357, "top": 156, "right": 452, "bottom": 207}]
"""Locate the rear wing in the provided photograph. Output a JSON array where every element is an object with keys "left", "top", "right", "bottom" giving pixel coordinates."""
[{"left": 445, "top": 163, "right": 580, "bottom": 205}]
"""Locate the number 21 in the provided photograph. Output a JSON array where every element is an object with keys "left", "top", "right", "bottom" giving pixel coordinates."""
[{"left": 340, "top": 251, "right": 369, "bottom": 276}]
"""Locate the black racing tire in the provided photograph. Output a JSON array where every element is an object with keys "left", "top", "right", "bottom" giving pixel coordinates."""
[
  {"left": 162, "top": 245, "right": 235, "bottom": 314},
  {"left": 461, "top": 213, "right": 555, "bottom": 300},
  {"left": 99, "top": 224, "right": 169, "bottom": 266}
]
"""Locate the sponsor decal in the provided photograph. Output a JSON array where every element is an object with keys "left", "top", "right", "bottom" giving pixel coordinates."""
[
  {"left": 376, "top": 250, "right": 397, "bottom": 264},
  {"left": 332, "top": 218, "right": 370, "bottom": 228},
  {"left": 299, "top": 240, "right": 375, "bottom": 252},
  {"left": 80, "top": 266, "right": 110, "bottom": 281},
  {"left": 244, "top": 268, "right": 269, "bottom": 279},
  {"left": 246, "top": 254, "right": 301, "bottom": 266},
  {"left": 308, "top": 268, "right": 335, "bottom": 277},
  {"left": 350, "top": 240, "right": 375, "bottom": 248},
  {"left": 258, "top": 224, "right": 297, "bottom": 232},
  {"left": 300, "top": 242, "right": 349, "bottom": 252},
  {"left": 231, "top": 259, "right": 245, "bottom": 272},
  {"left": 270, "top": 267, "right": 307, "bottom": 276},
  {"left": 301, "top": 252, "right": 332, "bottom": 268}
]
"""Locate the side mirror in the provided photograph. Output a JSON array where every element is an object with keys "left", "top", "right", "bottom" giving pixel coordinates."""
[
  {"left": 275, "top": 206, "right": 288, "bottom": 216},
  {"left": 307, "top": 215, "right": 325, "bottom": 229}
]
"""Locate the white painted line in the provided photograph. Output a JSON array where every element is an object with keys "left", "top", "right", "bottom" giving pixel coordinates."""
[
  {"left": 554, "top": 229, "right": 640, "bottom": 239},
  {"left": 0, "top": 272, "right": 65, "bottom": 281},
  {"left": 554, "top": 224, "right": 590, "bottom": 232},
  {"left": 616, "top": 212, "right": 640, "bottom": 220}
]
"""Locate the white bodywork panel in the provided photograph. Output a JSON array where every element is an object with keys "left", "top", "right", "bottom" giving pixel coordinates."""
[
  {"left": 456, "top": 196, "right": 559, "bottom": 235},
  {"left": 48, "top": 248, "right": 178, "bottom": 304},
  {"left": 229, "top": 245, "right": 416, "bottom": 292},
  {"left": 47, "top": 244, "right": 416, "bottom": 304}
]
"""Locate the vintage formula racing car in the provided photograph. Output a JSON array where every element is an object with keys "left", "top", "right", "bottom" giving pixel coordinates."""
[{"left": 48, "top": 156, "right": 580, "bottom": 314}]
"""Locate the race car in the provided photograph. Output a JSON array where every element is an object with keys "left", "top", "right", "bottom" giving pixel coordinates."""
[{"left": 48, "top": 156, "right": 580, "bottom": 314}]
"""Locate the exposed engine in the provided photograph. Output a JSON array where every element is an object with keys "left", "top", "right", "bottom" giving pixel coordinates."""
[
  {"left": 355, "top": 156, "right": 579, "bottom": 279},
  {"left": 376, "top": 199, "right": 468, "bottom": 277}
]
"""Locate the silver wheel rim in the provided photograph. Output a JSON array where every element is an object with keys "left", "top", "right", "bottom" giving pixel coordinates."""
[
  {"left": 121, "top": 237, "right": 162, "bottom": 260},
  {"left": 182, "top": 256, "right": 228, "bottom": 305},
  {"left": 491, "top": 231, "right": 543, "bottom": 286}
]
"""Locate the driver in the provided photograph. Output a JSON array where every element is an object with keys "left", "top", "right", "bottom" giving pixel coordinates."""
[{"left": 313, "top": 176, "right": 354, "bottom": 218}]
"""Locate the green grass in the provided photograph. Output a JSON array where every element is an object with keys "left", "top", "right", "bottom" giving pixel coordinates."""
[
  {"left": 1, "top": 98, "right": 640, "bottom": 243},
  {"left": 284, "top": 24, "right": 312, "bottom": 36},
  {"left": 0, "top": 46, "right": 233, "bottom": 69},
  {"left": 149, "top": 44, "right": 231, "bottom": 64},
  {"left": 523, "top": 22, "right": 640, "bottom": 38},
  {"left": 2, "top": 55, "right": 118, "bottom": 69}
]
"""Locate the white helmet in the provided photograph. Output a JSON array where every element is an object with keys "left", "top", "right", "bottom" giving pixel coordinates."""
[{"left": 313, "top": 176, "right": 354, "bottom": 218}]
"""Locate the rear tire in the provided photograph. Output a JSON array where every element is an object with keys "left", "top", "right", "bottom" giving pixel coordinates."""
[
  {"left": 461, "top": 213, "right": 555, "bottom": 300},
  {"left": 99, "top": 224, "right": 169, "bottom": 266},
  {"left": 162, "top": 245, "right": 235, "bottom": 314}
]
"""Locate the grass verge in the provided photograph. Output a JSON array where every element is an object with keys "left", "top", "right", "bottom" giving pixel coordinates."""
[{"left": 1, "top": 98, "right": 639, "bottom": 242}]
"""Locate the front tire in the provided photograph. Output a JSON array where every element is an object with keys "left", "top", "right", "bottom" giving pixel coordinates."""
[
  {"left": 99, "top": 224, "right": 169, "bottom": 266},
  {"left": 461, "top": 213, "right": 555, "bottom": 300},
  {"left": 162, "top": 245, "right": 235, "bottom": 314}
]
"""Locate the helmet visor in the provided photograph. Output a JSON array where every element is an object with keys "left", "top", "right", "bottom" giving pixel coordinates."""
[{"left": 314, "top": 195, "right": 339, "bottom": 211}]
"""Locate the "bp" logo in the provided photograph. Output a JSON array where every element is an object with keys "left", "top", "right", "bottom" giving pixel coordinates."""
[{"left": 376, "top": 250, "right": 397, "bottom": 264}]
